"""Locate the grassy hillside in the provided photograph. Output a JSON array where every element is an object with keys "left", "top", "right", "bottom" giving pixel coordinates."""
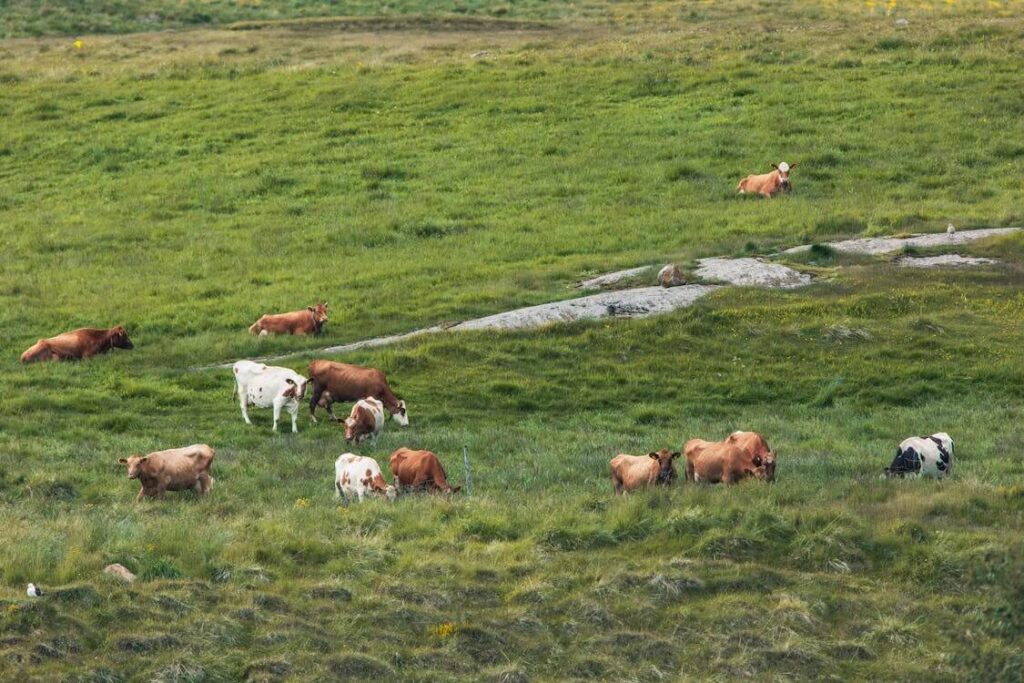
[{"left": 1, "top": 3, "right": 1023, "bottom": 681}]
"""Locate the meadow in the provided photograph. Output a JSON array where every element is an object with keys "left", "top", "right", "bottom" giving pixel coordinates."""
[{"left": 1, "top": 2, "right": 1024, "bottom": 680}]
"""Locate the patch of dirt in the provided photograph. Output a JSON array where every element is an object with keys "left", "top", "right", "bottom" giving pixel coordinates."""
[
  {"left": 896, "top": 254, "right": 997, "bottom": 268},
  {"left": 783, "top": 227, "right": 1020, "bottom": 256},
  {"left": 696, "top": 257, "right": 811, "bottom": 288}
]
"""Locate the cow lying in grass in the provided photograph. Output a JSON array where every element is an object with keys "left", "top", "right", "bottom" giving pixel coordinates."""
[
  {"left": 684, "top": 431, "right": 776, "bottom": 484},
  {"left": 389, "top": 448, "right": 460, "bottom": 494},
  {"left": 21, "top": 326, "right": 134, "bottom": 363},
  {"left": 737, "top": 162, "right": 796, "bottom": 198},
  {"left": 335, "top": 453, "right": 397, "bottom": 503},
  {"left": 610, "top": 448, "right": 680, "bottom": 494},
  {"left": 248, "top": 302, "right": 328, "bottom": 335},
  {"left": 885, "top": 432, "right": 954, "bottom": 479},
  {"left": 118, "top": 444, "right": 215, "bottom": 502}
]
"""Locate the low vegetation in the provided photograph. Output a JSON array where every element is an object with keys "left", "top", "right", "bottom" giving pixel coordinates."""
[{"left": 1, "top": 2, "right": 1022, "bottom": 680}]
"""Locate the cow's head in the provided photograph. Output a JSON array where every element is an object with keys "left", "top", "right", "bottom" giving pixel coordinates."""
[
  {"left": 648, "top": 448, "right": 681, "bottom": 485},
  {"left": 283, "top": 377, "right": 308, "bottom": 400},
  {"left": 391, "top": 399, "right": 409, "bottom": 426},
  {"left": 308, "top": 303, "right": 328, "bottom": 331},
  {"left": 118, "top": 455, "right": 148, "bottom": 479},
  {"left": 771, "top": 162, "right": 796, "bottom": 190},
  {"left": 751, "top": 452, "right": 777, "bottom": 482},
  {"left": 366, "top": 472, "right": 398, "bottom": 501},
  {"left": 110, "top": 325, "right": 134, "bottom": 350},
  {"left": 343, "top": 416, "right": 364, "bottom": 443}
]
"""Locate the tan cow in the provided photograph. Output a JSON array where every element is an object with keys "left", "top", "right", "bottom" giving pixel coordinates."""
[
  {"left": 389, "top": 448, "right": 460, "bottom": 494},
  {"left": 684, "top": 431, "right": 776, "bottom": 484},
  {"left": 248, "top": 303, "right": 328, "bottom": 336},
  {"left": 308, "top": 360, "right": 408, "bottom": 425},
  {"left": 118, "top": 444, "right": 215, "bottom": 502},
  {"left": 610, "top": 448, "right": 680, "bottom": 494},
  {"left": 737, "top": 162, "right": 796, "bottom": 198},
  {"left": 21, "top": 326, "right": 133, "bottom": 363}
]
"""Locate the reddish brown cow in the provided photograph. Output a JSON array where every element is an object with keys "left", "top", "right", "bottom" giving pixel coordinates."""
[
  {"left": 737, "top": 162, "right": 796, "bottom": 198},
  {"left": 610, "top": 448, "right": 680, "bottom": 494},
  {"left": 308, "top": 360, "right": 408, "bottom": 425},
  {"left": 21, "top": 326, "right": 134, "bottom": 363},
  {"left": 118, "top": 444, "right": 215, "bottom": 502},
  {"left": 248, "top": 303, "right": 328, "bottom": 336},
  {"left": 684, "top": 431, "right": 776, "bottom": 484},
  {"left": 389, "top": 448, "right": 460, "bottom": 494}
]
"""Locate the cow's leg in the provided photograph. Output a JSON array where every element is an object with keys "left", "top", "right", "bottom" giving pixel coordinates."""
[
  {"left": 289, "top": 402, "right": 299, "bottom": 433},
  {"left": 271, "top": 398, "right": 283, "bottom": 432},
  {"left": 308, "top": 382, "right": 325, "bottom": 422},
  {"left": 612, "top": 475, "right": 623, "bottom": 495},
  {"left": 135, "top": 487, "right": 146, "bottom": 503},
  {"left": 197, "top": 472, "right": 212, "bottom": 495},
  {"left": 238, "top": 388, "right": 252, "bottom": 425}
]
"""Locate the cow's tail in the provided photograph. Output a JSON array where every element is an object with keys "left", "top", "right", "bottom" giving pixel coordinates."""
[
  {"left": 736, "top": 179, "right": 747, "bottom": 193},
  {"left": 248, "top": 321, "right": 261, "bottom": 335}
]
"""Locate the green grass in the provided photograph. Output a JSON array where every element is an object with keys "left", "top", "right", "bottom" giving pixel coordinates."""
[{"left": 2, "top": 3, "right": 1024, "bottom": 681}]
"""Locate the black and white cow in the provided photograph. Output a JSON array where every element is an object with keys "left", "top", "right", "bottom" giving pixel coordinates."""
[{"left": 884, "top": 432, "right": 954, "bottom": 479}]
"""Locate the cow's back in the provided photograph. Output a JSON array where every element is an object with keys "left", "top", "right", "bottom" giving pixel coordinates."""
[
  {"left": 310, "top": 360, "right": 384, "bottom": 399},
  {"left": 727, "top": 431, "right": 771, "bottom": 459}
]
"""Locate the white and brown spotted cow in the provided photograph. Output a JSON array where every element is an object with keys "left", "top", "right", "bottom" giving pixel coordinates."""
[
  {"left": 334, "top": 453, "right": 397, "bottom": 503},
  {"left": 344, "top": 397, "right": 386, "bottom": 443},
  {"left": 885, "top": 432, "right": 954, "bottom": 479}
]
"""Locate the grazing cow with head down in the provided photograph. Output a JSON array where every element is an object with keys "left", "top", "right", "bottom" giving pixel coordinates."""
[
  {"left": 885, "top": 432, "right": 954, "bottom": 479},
  {"left": 344, "top": 397, "right": 386, "bottom": 443},
  {"left": 335, "top": 453, "right": 397, "bottom": 503},
  {"left": 248, "top": 303, "right": 328, "bottom": 336},
  {"left": 684, "top": 431, "right": 776, "bottom": 484},
  {"left": 21, "top": 326, "right": 134, "bottom": 363},
  {"left": 118, "top": 444, "right": 215, "bottom": 502},
  {"left": 307, "top": 359, "right": 408, "bottom": 426},
  {"left": 610, "top": 448, "right": 681, "bottom": 494},
  {"left": 737, "top": 162, "right": 796, "bottom": 198},
  {"left": 232, "top": 360, "right": 308, "bottom": 433},
  {"left": 389, "top": 448, "right": 460, "bottom": 494}
]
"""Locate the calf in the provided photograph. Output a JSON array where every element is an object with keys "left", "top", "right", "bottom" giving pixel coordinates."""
[
  {"left": 308, "top": 359, "right": 408, "bottom": 426},
  {"left": 610, "top": 448, "right": 680, "bottom": 494},
  {"left": 389, "top": 448, "right": 460, "bottom": 494},
  {"left": 21, "top": 326, "right": 133, "bottom": 363},
  {"left": 684, "top": 431, "right": 776, "bottom": 484},
  {"left": 344, "top": 397, "right": 386, "bottom": 443},
  {"left": 248, "top": 303, "right": 328, "bottom": 336},
  {"left": 737, "top": 162, "right": 796, "bottom": 198},
  {"left": 118, "top": 444, "right": 215, "bottom": 502},
  {"left": 885, "top": 432, "right": 954, "bottom": 479},
  {"left": 335, "top": 453, "right": 397, "bottom": 503},
  {"left": 232, "top": 360, "right": 308, "bottom": 433}
]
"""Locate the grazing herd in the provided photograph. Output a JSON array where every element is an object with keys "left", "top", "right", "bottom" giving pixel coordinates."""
[{"left": 21, "top": 290, "right": 956, "bottom": 504}]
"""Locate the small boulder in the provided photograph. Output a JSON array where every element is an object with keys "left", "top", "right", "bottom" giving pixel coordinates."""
[
  {"left": 104, "top": 564, "right": 136, "bottom": 584},
  {"left": 657, "top": 264, "right": 686, "bottom": 287},
  {"left": 895, "top": 17, "right": 909, "bottom": 27}
]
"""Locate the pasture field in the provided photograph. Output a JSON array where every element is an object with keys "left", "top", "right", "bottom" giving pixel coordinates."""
[{"left": 2, "top": 2, "right": 1024, "bottom": 680}]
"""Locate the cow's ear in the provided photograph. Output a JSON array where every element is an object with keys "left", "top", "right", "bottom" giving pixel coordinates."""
[
  {"left": 307, "top": 307, "right": 315, "bottom": 312},
  {"left": 671, "top": 452, "right": 681, "bottom": 459},
  {"left": 753, "top": 455, "right": 762, "bottom": 467},
  {"left": 648, "top": 452, "right": 659, "bottom": 459},
  {"left": 118, "top": 458, "right": 127, "bottom": 464}
]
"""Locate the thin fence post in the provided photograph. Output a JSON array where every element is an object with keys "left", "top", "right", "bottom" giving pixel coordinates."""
[{"left": 463, "top": 445, "right": 472, "bottom": 497}]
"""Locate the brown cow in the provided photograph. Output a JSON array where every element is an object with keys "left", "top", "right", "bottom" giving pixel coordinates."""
[
  {"left": 21, "top": 326, "right": 133, "bottom": 363},
  {"left": 737, "top": 162, "right": 796, "bottom": 198},
  {"left": 389, "top": 448, "right": 460, "bottom": 494},
  {"left": 684, "top": 431, "right": 776, "bottom": 484},
  {"left": 248, "top": 303, "right": 328, "bottom": 336},
  {"left": 610, "top": 448, "right": 680, "bottom": 494},
  {"left": 118, "top": 444, "right": 215, "bottom": 502},
  {"left": 308, "top": 359, "right": 408, "bottom": 425}
]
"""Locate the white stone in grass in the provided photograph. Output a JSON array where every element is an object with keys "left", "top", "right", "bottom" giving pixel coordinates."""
[
  {"left": 26, "top": 583, "right": 43, "bottom": 597},
  {"left": 104, "top": 563, "right": 137, "bottom": 584}
]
